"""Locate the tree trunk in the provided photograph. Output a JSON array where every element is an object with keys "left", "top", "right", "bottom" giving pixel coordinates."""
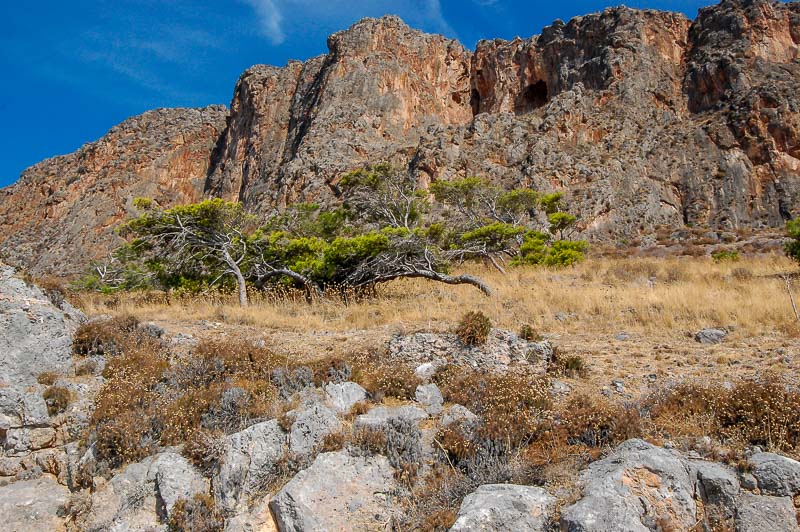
[{"left": 223, "top": 250, "right": 249, "bottom": 307}]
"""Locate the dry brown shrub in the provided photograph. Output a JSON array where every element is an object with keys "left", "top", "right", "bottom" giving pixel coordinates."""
[
  {"left": 456, "top": 311, "right": 492, "bottom": 346},
  {"left": 556, "top": 394, "right": 642, "bottom": 448},
  {"left": 355, "top": 356, "right": 420, "bottom": 401},
  {"left": 718, "top": 374, "right": 800, "bottom": 454},
  {"left": 167, "top": 494, "right": 223, "bottom": 532},
  {"left": 183, "top": 429, "right": 225, "bottom": 475},
  {"left": 548, "top": 350, "right": 586, "bottom": 378},
  {"left": 436, "top": 366, "right": 551, "bottom": 449},
  {"left": 73, "top": 315, "right": 140, "bottom": 357},
  {"left": 648, "top": 381, "right": 724, "bottom": 439},
  {"left": 43, "top": 385, "right": 71, "bottom": 416}
]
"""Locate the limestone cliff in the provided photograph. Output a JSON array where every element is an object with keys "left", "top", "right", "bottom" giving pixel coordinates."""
[{"left": 1, "top": 0, "right": 799, "bottom": 275}]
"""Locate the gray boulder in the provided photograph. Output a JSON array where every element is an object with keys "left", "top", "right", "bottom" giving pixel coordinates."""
[
  {"left": 289, "top": 404, "right": 342, "bottom": 456},
  {"left": 0, "top": 264, "right": 83, "bottom": 392},
  {"left": 151, "top": 452, "right": 209, "bottom": 519},
  {"left": 748, "top": 452, "right": 800, "bottom": 496},
  {"left": 415, "top": 383, "right": 444, "bottom": 415},
  {"left": 692, "top": 460, "right": 740, "bottom": 526},
  {"left": 216, "top": 419, "right": 286, "bottom": 513},
  {"left": 323, "top": 381, "right": 367, "bottom": 413},
  {"left": 560, "top": 439, "right": 697, "bottom": 532},
  {"left": 0, "top": 474, "right": 70, "bottom": 531},
  {"left": 355, "top": 405, "right": 428, "bottom": 429},
  {"left": 4, "top": 427, "right": 56, "bottom": 455},
  {"left": 440, "top": 404, "right": 478, "bottom": 427},
  {"left": 695, "top": 328, "right": 727, "bottom": 344},
  {"left": 450, "top": 484, "right": 555, "bottom": 531},
  {"left": 269, "top": 451, "right": 396, "bottom": 530},
  {"left": 735, "top": 493, "right": 799, "bottom": 532}
]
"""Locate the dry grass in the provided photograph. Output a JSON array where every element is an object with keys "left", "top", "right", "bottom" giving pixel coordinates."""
[{"left": 74, "top": 255, "right": 798, "bottom": 337}]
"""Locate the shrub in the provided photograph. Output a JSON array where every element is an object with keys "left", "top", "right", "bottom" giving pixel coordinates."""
[
  {"left": 711, "top": 250, "right": 740, "bottom": 263},
  {"left": 73, "top": 315, "right": 140, "bottom": 357},
  {"left": 183, "top": 429, "right": 225, "bottom": 475},
  {"left": 549, "top": 350, "right": 586, "bottom": 378},
  {"left": 557, "top": 394, "right": 642, "bottom": 447},
  {"left": 37, "top": 372, "right": 59, "bottom": 386},
  {"left": 350, "top": 418, "right": 422, "bottom": 483},
  {"left": 167, "top": 494, "right": 223, "bottom": 532},
  {"left": 456, "top": 311, "right": 492, "bottom": 346},
  {"left": 519, "top": 324, "right": 542, "bottom": 341},
  {"left": 719, "top": 375, "right": 800, "bottom": 452},
  {"left": 436, "top": 366, "right": 551, "bottom": 450},
  {"left": 74, "top": 359, "right": 99, "bottom": 376},
  {"left": 43, "top": 386, "right": 71, "bottom": 416},
  {"left": 356, "top": 358, "right": 420, "bottom": 401}
]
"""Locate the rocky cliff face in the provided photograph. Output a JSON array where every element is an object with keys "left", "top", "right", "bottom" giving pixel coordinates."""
[
  {"left": 0, "top": 107, "right": 227, "bottom": 276},
  {"left": 1, "top": 0, "right": 799, "bottom": 275}
]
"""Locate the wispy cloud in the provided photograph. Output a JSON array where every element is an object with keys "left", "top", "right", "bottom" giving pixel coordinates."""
[
  {"left": 241, "top": 0, "right": 286, "bottom": 45},
  {"left": 241, "top": 0, "right": 460, "bottom": 46}
]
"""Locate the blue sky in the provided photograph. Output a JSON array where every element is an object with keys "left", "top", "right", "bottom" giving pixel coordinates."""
[{"left": 1, "top": 0, "right": 718, "bottom": 187}]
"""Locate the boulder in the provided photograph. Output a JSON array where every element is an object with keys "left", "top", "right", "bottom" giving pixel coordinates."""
[
  {"left": 0, "top": 474, "right": 70, "bottom": 531},
  {"left": 323, "top": 381, "right": 367, "bottom": 413},
  {"left": 748, "top": 452, "right": 800, "bottom": 497},
  {"left": 269, "top": 451, "right": 396, "bottom": 530},
  {"left": 440, "top": 405, "right": 478, "bottom": 427},
  {"left": 216, "top": 420, "right": 286, "bottom": 513},
  {"left": 691, "top": 460, "right": 740, "bottom": 526},
  {"left": 450, "top": 484, "right": 555, "bottom": 531},
  {"left": 151, "top": 452, "right": 209, "bottom": 519},
  {"left": 415, "top": 384, "right": 444, "bottom": 415},
  {"left": 355, "top": 405, "right": 428, "bottom": 429},
  {"left": 735, "top": 493, "right": 799, "bottom": 532},
  {"left": 560, "top": 439, "right": 697, "bottom": 532},
  {"left": 4, "top": 427, "right": 57, "bottom": 455},
  {"left": 289, "top": 404, "right": 342, "bottom": 456},
  {"left": 695, "top": 328, "right": 727, "bottom": 344}
]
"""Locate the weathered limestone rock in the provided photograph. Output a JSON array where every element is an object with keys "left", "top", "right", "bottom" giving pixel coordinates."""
[
  {"left": 450, "top": 484, "right": 555, "bottom": 531},
  {"left": 0, "top": 264, "right": 83, "bottom": 391},
  {"left": 269, "top": 451, "right": 396, "bottom": 531},
  {"left": 695, "top": 328, "right": 728, "bottom": 345},
  {"left": 415, "top": 383, "right": 444, "bottom": 415},
  {"left": 440, "top": 404, "right": 478, "bottom": 427},
  {"left": 0, "top": 475, "right": 69, "bottom": 531},
  {"left": 323, "top": 381, "right": 367, "bottom": 413},
  {"left": 215, "top": 420, "right": 286, "bottom": 513},
  {"left": 734, "top": 493, "right": 799, "bottom": 532},
  {"left": 560, "top": 439, "right": 697, "bottom": 531},
  {"left": 288, "top": 404, "right": 341, "bottom": 456},
  {"left": 355, "top": 405, "right": 428, "bottom": 429},
  {"left": 151, "top": 452, "right": 209, "bottom": 519},
  {"left": 748, "top": 452, "right": 800, "bottom": 497}
]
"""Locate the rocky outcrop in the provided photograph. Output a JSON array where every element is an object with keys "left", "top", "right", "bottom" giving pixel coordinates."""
[
  {"left": 2, "top": 1, "right": 800, "bottom": 275},
  {"left": 0, "top": 106, "right": 227, "bottom": 276},
  {"left": 0, "top": 263, "right": 83, "bottom": 390}
]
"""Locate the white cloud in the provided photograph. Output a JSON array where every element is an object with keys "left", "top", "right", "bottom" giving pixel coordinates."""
[
  {"left": 241, "top": 0, "right": 286, "bottom": 45},
  {"left": 242, "top": 0, "right": 459, "bottom": 46}
]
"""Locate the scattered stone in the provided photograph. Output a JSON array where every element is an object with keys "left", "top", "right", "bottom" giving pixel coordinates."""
[
  {"left": 137, "top": 321, "right": 164, "bottom": 338},
  {"left": 289, "top": 404, "right": 342, "bottom": 456},
  {"left": 615, "top": 332, "right": 630, "bottom": 341},
  {"left": 323, "top": 381, "right": 367, "bottom": 413},
  {"left": 450, "top": 484, "right": 555, "bottom": 531},
  {"left": 415, "top": 384, "right": 444, "bottom": 415},
  {"left": 413, "top": 362, "right": 437, "bottom": 382},
  {"left": 695, "top": 328, "right": 727, "bottom": 345},
  {"left": 611, "top": 378, "right": 625, "bottom": 393},
  {"left": 748, "top": 452, "right": 800, "bottom": 497},
  {"left": 551, "top": 380, "right": 572, "bottom": 395}
]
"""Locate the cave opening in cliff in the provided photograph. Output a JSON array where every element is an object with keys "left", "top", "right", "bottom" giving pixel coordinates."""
[
  {"left": 515, "top": 80, "right": 549, "bottom": 114},
  {"left": 470, "top": 89, "right": 481, "bottom": 116}
]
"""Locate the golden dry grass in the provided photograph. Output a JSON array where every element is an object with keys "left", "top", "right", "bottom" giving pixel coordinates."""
[{"left": 75, "top": 254, "right": 799, "bottom": 337}]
